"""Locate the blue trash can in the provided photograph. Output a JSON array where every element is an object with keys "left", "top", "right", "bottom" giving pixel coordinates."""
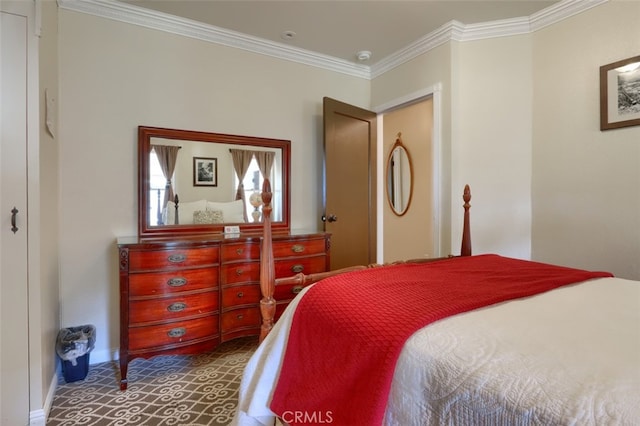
[{"left": 56, "top": 325, "right": 96, "bottom": 383}]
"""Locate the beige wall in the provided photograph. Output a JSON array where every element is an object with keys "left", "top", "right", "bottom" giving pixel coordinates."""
[
  {"left": 382, "top": 99, "right": 434, "bottom": 262},
  {"left": 373, "top": 1, "right": 639, "bottom": 276},
  {"left": 531, "top": 0, "right": 640, "bottom": 279},
  {"left": 24, "top": 0, "right": 61, "bottom": 419},
  {"left": 372, "top": 44, "right": 454, "bottom": 255},
  {"left": 57, "top": 9, "right": 370, "bottom": 361},
  {"left": 55, "top": 0, "right": 640, "bottom": 367},
  {"left": 371, "top": 35, "right": 534, "bottom": 259},
  {"left": 452, "top": 34, "right": 533, "bottom": 259}
]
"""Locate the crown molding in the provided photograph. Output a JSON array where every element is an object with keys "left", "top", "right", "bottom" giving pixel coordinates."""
[
  {"left": 57, "top": 0, "right": 370, "bottom": 79},
  {"left": 370, "top": 20, "right": 465, "bottom": 79},
  {"left": 458, "top": 17, "right": 531, "bottom": 41},
  {"left": 529, "top": 0, "right": 608, "bottom": 31},
  {"left": 59, "top": 0, "right": 607, "bottom": 81},
  {"left": 371, "top": 0, "right": 608, "bottom": 78},
  {"left": 371, "top": 16, "right": 531, "bottom": 79}
]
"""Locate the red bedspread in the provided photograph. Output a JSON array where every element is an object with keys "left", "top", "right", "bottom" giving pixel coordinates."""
[{"left": 269, "top": 254, "right": 612, "bottom": 425}]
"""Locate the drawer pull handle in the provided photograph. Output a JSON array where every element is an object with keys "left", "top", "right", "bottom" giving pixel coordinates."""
[
  {"left": 292, "top": 285, "right": 303, "bottom": 294},
  {"left": 291, "top": 264, "right": 304, "bottom": 273},
  {"left": 167, "top": 327, "right": 186, "bottom": 338},
  {"left": 235, "top": 268, "right": 244, "bottom": 276},
  {"left": 167, "top": 277, "right": 187, "bottom": 287},
  {"left": 236, "top": 248, "right": 244, "bottom": 255},
  {"left": 167, "top": 254, "right": 186, "bottom": 263},
  {"left": 291, "top": 244, "right": 305, "bottom": 253},
  {"left": 237, "top": 314, "right": 244, "bottom": 320},
  {"left": 167, "top": 302, "right": 187, "bottom": 312},
  {"left": 237, "top": 292, "right": 244, "bottom": 298}
]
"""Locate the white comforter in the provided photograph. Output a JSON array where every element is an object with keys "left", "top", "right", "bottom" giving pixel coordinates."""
[{"left": 233, "top": 277, "right": 640, "bottom": 425}]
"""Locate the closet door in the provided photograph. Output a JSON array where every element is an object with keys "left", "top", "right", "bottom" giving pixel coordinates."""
[{"left": 1, "top": 2, "right": 31, "bottom": 424}]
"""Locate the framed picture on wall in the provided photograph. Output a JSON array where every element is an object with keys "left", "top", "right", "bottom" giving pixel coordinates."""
[
  {"left": 193, "top": 157, "right": 218, "bottom": 186},
  {"left": 600, "top": 55, "right": 640, "bottom": 130}
]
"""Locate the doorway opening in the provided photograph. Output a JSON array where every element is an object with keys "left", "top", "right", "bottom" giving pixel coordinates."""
[{"left": 373, "top": 84, "right": 443, "bottom": 263}]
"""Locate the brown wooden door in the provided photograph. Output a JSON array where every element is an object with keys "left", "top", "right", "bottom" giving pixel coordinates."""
[{"left": 323, "top": 97, "right": 377, "bottom": 270}]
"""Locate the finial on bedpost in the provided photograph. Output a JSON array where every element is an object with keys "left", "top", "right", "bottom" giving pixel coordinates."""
[
  {"left": 461, "top": 185, "right": 472, "bottom": 256},
  {"left": 259, "top": 178, "right": 276, "bottom": 342},
  {"left": 174, "top": 194, "right": 179, "bottom": 225}
]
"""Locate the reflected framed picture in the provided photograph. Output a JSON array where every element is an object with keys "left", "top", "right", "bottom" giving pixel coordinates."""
[
  {"left": 193, "top": 157, "right": 218, "bottom": 186},
  {"left": 600, "top": 55, "right": 640, "bottom": 130}
]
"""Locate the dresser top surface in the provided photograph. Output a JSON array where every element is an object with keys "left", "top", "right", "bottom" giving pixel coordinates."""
[{"left": 117, "top": 230, "right": 329, "bottom": 248}]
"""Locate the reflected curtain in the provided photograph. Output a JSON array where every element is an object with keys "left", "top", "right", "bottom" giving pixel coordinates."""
[
  {"left": 254, "top": 151, "right": 276, "bottom": 222},
  {"left": 254, "top": 151, "right": 275, "bottom": 182},
  {"left": 229, "top": 149, "right": 255, "bottom": 222},
  {"left": 152, "top": 145, "right": 180, "bottom": 212}
]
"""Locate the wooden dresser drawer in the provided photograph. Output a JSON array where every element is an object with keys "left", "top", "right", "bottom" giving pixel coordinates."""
[
  {"left": 129, "top": 268, "right": 218, "bottom": 297},
  {"left": 129, "top": 291, "right": 219, "bottom": 325},
  {"left": 128, "top": 315, "right": 219, "bottom": 352},
  {"left": 272, "top": 238, "right": 326, "bottom": 258},
  {"left": 222, "top": 284, "right": 261, "bottom": 308},
  {"left": 220, "top": 262, "right": 260, "bottom": 285},
  {"left": 221, "top": 307, "right": 260, "bottom": 332},
  {"left": 117, "top": 232, "right": 328, "bottom": 390},
  {"left": 128, "top": 247, "right": 219, "bottom": 271},
  {"left": 275, "top": 255, "right": 328, "bottom": 278},
  {"left": 273, "top": 282, "right": 306, "bottom": 302},
  {"left": 220, "top": 242, "right": 260, "bottom": 263}
]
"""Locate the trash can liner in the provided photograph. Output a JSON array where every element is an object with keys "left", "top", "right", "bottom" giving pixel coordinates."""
[{"left": 56, "top": 325, "right": 96, "bottom": 366}]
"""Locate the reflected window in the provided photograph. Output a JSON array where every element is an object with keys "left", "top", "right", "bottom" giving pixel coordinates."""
[
  {"left": 148, "top": 151, "right": 174, "bottom": 226},
  {"left": 235, "top": 158, "right": 281, "bottom": 222}
]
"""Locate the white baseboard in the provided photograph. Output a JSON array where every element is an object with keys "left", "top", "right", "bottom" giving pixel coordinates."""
[
  {"left": 88, "top": 347, "right": 119, "bottom": 364},
  {"left": 30, "top": 370, "right": 58, "bottom": 425},
  {"left": 29, "top": 409, "right": 46, "bottom": 426}
]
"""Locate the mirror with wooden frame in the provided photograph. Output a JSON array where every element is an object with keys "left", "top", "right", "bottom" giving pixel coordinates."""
[
  {"left": 386, "top": 133, "right": 413, "bottom": 216},
  {"left": 138, "top": 126, "right": 291, "bottom": 237}
]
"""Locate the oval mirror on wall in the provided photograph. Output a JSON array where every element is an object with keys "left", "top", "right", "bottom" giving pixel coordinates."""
[{"left": 386, "top": 133, "right": 413, "bottom": 216}]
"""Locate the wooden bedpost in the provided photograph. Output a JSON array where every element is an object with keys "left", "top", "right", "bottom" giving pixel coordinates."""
[
  {"left": 461, "top": 184, "right": 472, "bottom": 256},
  {"left": 259, "top": 179, "right": 276, "bottom": 342},
  {"left": 173, "top": 194, "right": 180, "bottom": 225},
  {"left": 258, "top": 184, "right": 474, "bottom": 342}
]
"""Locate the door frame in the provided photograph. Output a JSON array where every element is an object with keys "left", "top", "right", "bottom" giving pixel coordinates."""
[{"left": 372, "top": 83, "right": 443, "bottom": 263}]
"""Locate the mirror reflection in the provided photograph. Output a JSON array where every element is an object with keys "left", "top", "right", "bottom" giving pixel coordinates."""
[
  {"left": 149, "top": 138, "right": 283, "bottom": 226},
  {"left": 139, "top": 127, "right": 290, "bottom": 237},
  {"left": 386, "top": 133, "right": 413, "bottom": 216}
]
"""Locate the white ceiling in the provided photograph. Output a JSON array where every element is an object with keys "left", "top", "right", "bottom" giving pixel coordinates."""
[{"left": 120, "top": 0, "right": 560, "bottom": 64}]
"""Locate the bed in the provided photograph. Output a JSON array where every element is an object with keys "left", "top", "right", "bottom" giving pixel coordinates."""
[
  {"left": 233, "top": 182, "right": 640, "bottom": 426},
  {"left": 162, "top": 197, "right": 246, "bottom": 225}
]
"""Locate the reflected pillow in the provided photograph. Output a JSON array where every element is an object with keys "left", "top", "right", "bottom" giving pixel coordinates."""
[
  {"left": 207, "top": 199, "right": 246, "bottom": 223},
  {"left": 193, "top": 210, "right": 224, "bottom": 224},
  {"left": 165, "top": 199, "right": 207, "bottom": 225}
]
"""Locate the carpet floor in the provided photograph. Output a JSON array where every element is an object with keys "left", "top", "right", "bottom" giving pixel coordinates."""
[{"left": 47, "top": 337, "right": 258, "bottom": 426}]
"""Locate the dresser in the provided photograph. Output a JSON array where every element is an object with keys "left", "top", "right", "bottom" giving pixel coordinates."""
[{"left": 117, "top": 231, "right": 330, "bottom": 390}]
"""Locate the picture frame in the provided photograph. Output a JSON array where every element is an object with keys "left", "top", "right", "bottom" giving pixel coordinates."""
[
  {"left": 600, "top": 55, "right": 640, "bottom": 131},
  {"left": 193, "top": 157, "right": 218, "bottom": 186}
]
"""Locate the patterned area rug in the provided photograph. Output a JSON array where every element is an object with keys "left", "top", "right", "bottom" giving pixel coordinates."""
[{"left": 47, "top": 337, "right": 258, "bottom": 425}]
